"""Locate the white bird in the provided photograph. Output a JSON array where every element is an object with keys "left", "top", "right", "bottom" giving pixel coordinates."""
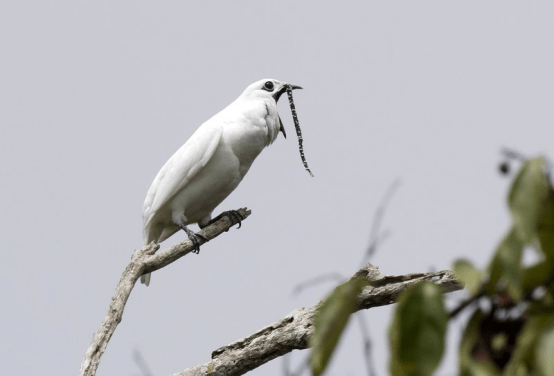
[{"left": 141, "top": 79, "right": 302, "bottom": 286}]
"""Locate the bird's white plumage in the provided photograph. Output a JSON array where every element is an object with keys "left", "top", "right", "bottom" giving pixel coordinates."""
[
  {"left": 141, "top": 79, "right": 294, "bottom": 285},
  {"left": 142, "top": 122, "right": 223, "bottom": 238}
]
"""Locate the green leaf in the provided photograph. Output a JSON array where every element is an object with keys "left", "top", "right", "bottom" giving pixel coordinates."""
[
  {"left": 488, "top": 157, "right": 554, "bottom": 299},
  {"left": 465, "top": 363, "right": 503, "bottom": 376},
  {"left": 505, "top": 314, "right": 554, "bottom": 376},
  {"left": 508, "top": 157, "right": 550, "bottom": 244},
  {"left": 537, "top": 191, "right": 554, "bottom": 259},
  {"left": 459, "top": 310, "right": 480, "bottom": 374},
  {"left": 521, "top": 261, "right": 554, "bottom": 292},
  {"left": 389, "top": 281, "right": 447, "bottom": 376},
  {"left": 535, "top": 322, "right": 554, "bottom": 376},
  {"left": 538, "top": 228, "right": 554, "bottom": 260},
  {"left": 453, "top": 259, "right": 483, "bottom": 295},
  {"left": 459, "top": 310, "right": 501, "bottom": 376},
  {"left": 488, "top": 228, "right": 524, "bottom": 300},
  {"left": 491, "top": 333, "right": 507, "bottom": 352},
  {"left": 537, "top": 322, "right": 554, "bottom": 376},
  {"left": 310, "top": 277, "right": 368, "bottom": 376}
]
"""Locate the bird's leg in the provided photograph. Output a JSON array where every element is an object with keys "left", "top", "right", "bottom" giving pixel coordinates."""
[
  {"left": 179, "top": 224, "right": 204, "bottom": 254},
  {"left": 207, "top": 210, "right": 244, "bottom": 230}
]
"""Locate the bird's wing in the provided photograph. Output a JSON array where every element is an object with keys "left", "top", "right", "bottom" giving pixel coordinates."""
[{"left": 142, "top": 122, "right": 223, "bottom": 226}]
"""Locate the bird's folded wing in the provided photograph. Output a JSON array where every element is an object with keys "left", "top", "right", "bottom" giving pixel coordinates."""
[{"left": 142, "top": 122, "right": 223, "bottom": 225}]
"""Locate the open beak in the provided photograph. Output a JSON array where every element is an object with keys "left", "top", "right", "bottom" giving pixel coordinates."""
[
  {"left": 272, "top": 84, "right": 302, "bottom": 102},
  {"left": 274, "top": 83, "right": 302, "bottom": 138},
  {"left": 278, "top": 116, "right": 286, "bottom": 138}
]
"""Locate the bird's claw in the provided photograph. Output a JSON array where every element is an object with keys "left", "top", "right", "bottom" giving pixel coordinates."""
[
  {"left": 181, "top": 225, "right": 204, "bottom": 254},
  {"left": 207, "top": 210, "right": 244, "bottom": 230},
  {"left": 225, "top": 210, "right": 243, "bottom": 229},
  {"left": 190, "top": 234, "right": 201, "bottom": 254}
]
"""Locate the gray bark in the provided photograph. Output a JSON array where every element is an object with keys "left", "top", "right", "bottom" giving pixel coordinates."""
[
  {"left": 173, "top": 265, "right": 462, "bottom": 376},
  {"left": 79, "top": 207, "right": 463, "bottom": 376},
  {"left": 79, "top": 208, "right": 252, "bottom": 376}
]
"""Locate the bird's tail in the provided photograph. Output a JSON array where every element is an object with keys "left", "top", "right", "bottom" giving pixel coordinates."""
[
  {"left": 141, "top": 223, "right": 173, "bottom": 287},
  {"left": 141, "top": 225, "right": 157, "bottom": 287},
  {"left": 140, "top": 273, "right": 151, "bottom": 286}
]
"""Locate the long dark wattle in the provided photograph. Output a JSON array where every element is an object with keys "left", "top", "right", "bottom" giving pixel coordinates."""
[{"left": 286, "top": 85, "right": 314, "bottom": 177}]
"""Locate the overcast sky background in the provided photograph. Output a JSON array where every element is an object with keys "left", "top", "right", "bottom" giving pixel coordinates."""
[{"left": 2, "top": 1, "right": 554, "bottom": 375}]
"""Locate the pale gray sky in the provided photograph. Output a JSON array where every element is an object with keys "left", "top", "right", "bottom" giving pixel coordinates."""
[{"left": 2, "top": 1, "right": 554, "bottom": 375}]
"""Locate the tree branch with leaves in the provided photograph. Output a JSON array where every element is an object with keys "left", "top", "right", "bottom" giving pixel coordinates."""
[
  {"left": 81, "top": 152, "right": 554, "bottom": 376},
  {"left": 172, "top": 265, "right": 461, "bottom": 376},
  {"left": 384, "top": 154, "right": 554, "bottom": 376}
]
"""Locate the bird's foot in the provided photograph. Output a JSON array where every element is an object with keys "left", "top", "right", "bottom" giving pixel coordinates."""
[
  {"left": 180, "top": 225, "right": 204, "bottom": 254},
  {"left": 209, "top": 210, "right": 244, "bottom": 230}
]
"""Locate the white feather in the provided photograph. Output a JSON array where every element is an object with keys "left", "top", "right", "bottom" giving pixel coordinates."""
[{"left": 140, "top": 79, "right": 295, "bottom": 286}]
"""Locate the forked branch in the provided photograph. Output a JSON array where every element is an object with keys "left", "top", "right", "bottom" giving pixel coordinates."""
[
  {"left": 80, "top": 209, "right": 463, "bottom": 376},
  {"left": 79, "top": 208, "right": 252, "bottom": 376}
]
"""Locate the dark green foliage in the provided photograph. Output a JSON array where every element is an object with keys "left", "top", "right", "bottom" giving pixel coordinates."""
[
  {"left": 309, "top": 156, "right": 554, "bottom": 376},
  {"left": 310, "top": 277, "right": 369, "bottom": 376},
  {"left": 389, "top": 282, "right": 447, "bottom": 376},
  {"left": 504, "top": 314, "right": 554, "bottom": 376},
  {"left": 454, "top": 259, "right": 484, "bottom": 295},
  {"left": 457, "top": 156, "right": 554, "bottom": 375},
  {"left": 488, "top": 228, "right": 524, "bottom": 301},
  {"left": 396, "top": 156, "right": 554, "bottom": 376}
]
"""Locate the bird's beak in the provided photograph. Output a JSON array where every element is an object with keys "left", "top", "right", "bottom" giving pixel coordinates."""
[
  {"left": 278, "top": 116, "right": 286, "bottom": 138},
  {"left": 272, "top": 84, "right": 302, "bottom": 102}
]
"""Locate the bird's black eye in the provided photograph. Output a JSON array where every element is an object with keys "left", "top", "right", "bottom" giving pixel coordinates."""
[{"left": 262, "top": 81, "right": 274, "bottom": 92}]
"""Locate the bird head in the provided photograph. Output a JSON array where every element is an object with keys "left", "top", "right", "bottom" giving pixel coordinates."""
[
  {"left": 240, "top": 79, "right": 302, "bottom": 139},
  {"left": 241, "top": 79, "right": 302, "bottom": 103}
]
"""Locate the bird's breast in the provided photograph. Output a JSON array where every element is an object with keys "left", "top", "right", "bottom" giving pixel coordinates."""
[{"left": 221, "top": 98, "right": 280, "bottom": 173}]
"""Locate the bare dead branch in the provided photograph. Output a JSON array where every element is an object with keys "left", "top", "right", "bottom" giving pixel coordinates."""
[
  {"left": 361, "top": 179, "right": 400, "bottom": 267},
  {"left": 355, "top": 312, "right": 377, "bottom": 376},
  {"left": 173, "top": 264, "right": 463, "bottom": 376},
  {"left": 291, "top": 272, "right": 343, "bottom": 296},
  {"left": 79, "top": 208, "right": 252, "bottom": 376},
  {"left": 133, "top": 349, "right": 154, "bottom": 376}
]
